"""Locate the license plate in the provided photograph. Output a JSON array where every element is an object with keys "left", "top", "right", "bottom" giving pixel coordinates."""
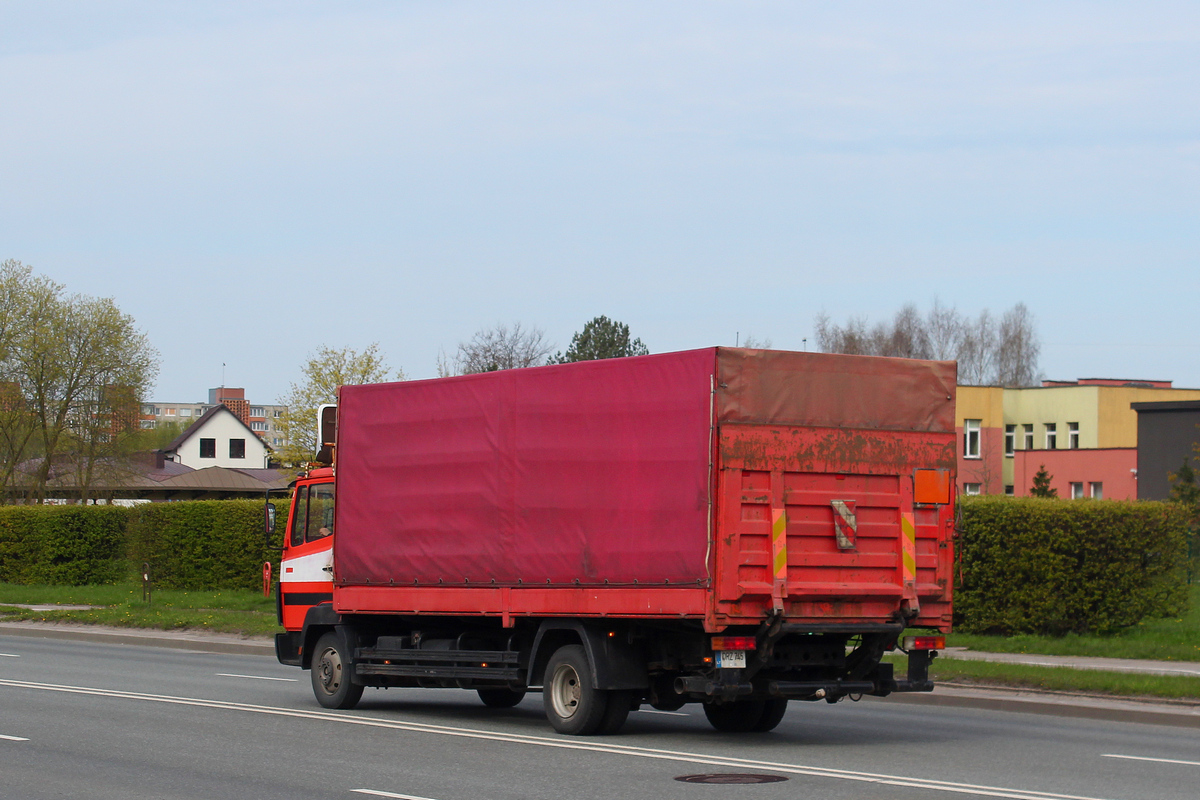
[{"left": 716, "top": 650, "right": 747, "bottom": 669}]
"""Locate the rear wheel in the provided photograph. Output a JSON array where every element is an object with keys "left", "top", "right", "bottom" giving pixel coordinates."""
[
  {"left": 543, "top": 644, "right": 610, "bottom": 735},
  {"left": 311, "top": 632, "right": 364, "bottom": 710},
  {"left": 478, "top": 688, "right": 527, "bottom": 708},
  {"left": 597, "top": 690, "right": 635, "bottom": 735},
  {"left": 752, "top": 698, "right": 789, "bottom": 732},
  {"left": 703, "top": 698, "right": 766, "bottom": 732}
]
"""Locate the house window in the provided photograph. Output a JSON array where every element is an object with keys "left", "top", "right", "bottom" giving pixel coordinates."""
[
  {"left": 1004, "top": 484, "right": 1014, "bottom": 496},
  {"left": 250, "top": 407, "right": 265, "bottom": 417},
  {"left": 963, "top": 483, "right": 982, "bottom": 495},
  {"left": 141, "top": 404, "right": 155, "bottom": 415},
  {"left": 274, "top": 409, "right": 283, "bottom": 418},
  {"left": 165, "top": 408, "right": 176, "bottom": 416},
  {"left": 199, "top": 438, "right": 216, "bottom": 458},
  {"left": 229, "top": 438, "right": 246, "bottom": 459},
  {"left": 1068, "top": 422, "right": 1079, "bottom": 449},
  {"left": 1090, "top": 482, "right": 1103, "bottom": 499},
  {"left": 140, "top": 419, "right": 155, "bottom": 429},
  {"left": 1023, "top": 424, "right": 1033, "bottom": 449},
  {"left": 963, "top": 419, "right": 981, "bottom": 459},
  {"left": 1069, "top": 481, "right": 1084, "bottom": 499},
  {"left": 179, "top": 408, "right": 191, "bottom": 417},
  {"left": 1004, "top": 425, "right": 1015, "bottom": 457},
  {"left": 251, "top": 421, "right": 267, "bottom": 431},
  {"left": 1045, "top": 423, "right": 1057, "bottom": 450}
]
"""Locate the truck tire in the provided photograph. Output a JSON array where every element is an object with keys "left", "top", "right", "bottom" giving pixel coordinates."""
[
  {"left": 702, "top": 698, "right": 766, "bottom": 732},
  {"left": 477, "top": 688, "right": 527, "bottom": 708},
  {"left": 311, "top": 632, "right": 364, "bottom": 710},
  {"left": 752, "top": 698, "right": 788, "bottom": 732},
  {"left": 597, "top": 690, "right": 635, "bottom": 735},
  {"left": 543, "top": 644, "right": 610, "bottom": 735}
]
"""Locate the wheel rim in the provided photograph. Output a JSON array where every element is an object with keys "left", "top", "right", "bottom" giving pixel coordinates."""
[
  {"left": 316, "top": 646, "right": 343, "bottom": 695},
  {"left": 549, "top": 662, "right": 582, "bottom": 720}
]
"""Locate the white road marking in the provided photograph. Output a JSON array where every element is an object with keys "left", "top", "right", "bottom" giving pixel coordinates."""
[
  {"left": 216, "top": 673, "right": 298, "bottom": 682},
  {"left": 352, "top": 791, "right": 441, "bottom": 799},
  {"left": 1103, "top": 753, "right": 1200, "bottom": 767},
  {"left": 0, "top": 733, "right": 30, "bottom": 741},
  {"left": 638, "top": 709, "right": 689, "bottom": 716},
  {"left": 0, "top": 653, "right": 20, "bottom": 658},
  {"left": 0, "top": 678, "right": 1122, "bottom": 800}
]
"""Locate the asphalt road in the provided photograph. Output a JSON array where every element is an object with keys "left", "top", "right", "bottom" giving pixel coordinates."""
[{"left": 1, "top": 634, "right": 1198, "bottom": 800}]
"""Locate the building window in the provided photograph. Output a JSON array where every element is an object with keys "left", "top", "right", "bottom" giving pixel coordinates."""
[
  {"left": 229, "top": 438, "right": 246, "bottom": 459},
  {"left": 1090, "top": 482, "right": 1103, "bottom": 499},
  {"left": 251, "top": 421, "right": 268, "bottom": 431},
  {"left": 165, "top": 408, "right": 175, "bottom": 416},
  {"left": 274, "top": 409, "right": 283, "bottom": 418},
  {"left": 963, "top": 483, "right": 982, "bottom": 495},
  {"left": 1045, "top": 423, "right": 1057, "bottom": 450},
  {"left": 179, "top": 408, "right": 191, "bottom": 417},
  {"left": 199, "top": 438, "right": 216, "bottom": 458},
  {"left": 1069, "top": 481, "right": 1084, "bottom": 499},
  {"left": 963, "top": 419, "right": 981, "bottom": 459},
  {"left": 1023, "top": 424, "right": 1033, "bottom": 449},
  {"left": 141, "top": 404, "right": 155, "bottom": 415},
  {"left": 250, "top": 407, "right": 265, "bottom": 417},
  {"left": 1004, "top": 425, "right": 1015, "bottom": 457},
  {"left": 140, "top": 419, "right": 155, "bottom": 429},
  {"left": 1068, "top": 422, "right": 1079, "bottom": 449},
  {"left": 1004, "top": 484, "right": 1014, "bottom": 496}
]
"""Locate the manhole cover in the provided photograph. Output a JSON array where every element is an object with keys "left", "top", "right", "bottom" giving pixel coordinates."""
[{"left": 675, "top": 774, "right": 789, "bottom": 784}]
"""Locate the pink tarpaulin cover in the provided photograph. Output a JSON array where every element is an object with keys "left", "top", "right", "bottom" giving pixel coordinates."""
[{"left": 334, "top": 349, "right": 718, "bottom": 587}]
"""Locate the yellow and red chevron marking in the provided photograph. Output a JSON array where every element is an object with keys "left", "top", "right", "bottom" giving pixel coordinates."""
[
  {"left": 770, "top": 508, "right": 788, "bottom": 608},
  {"left": 900, "top": 509, "right": 918, "bottom": 601}
]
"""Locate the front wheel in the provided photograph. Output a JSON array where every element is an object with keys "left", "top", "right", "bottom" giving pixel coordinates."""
[
  {"left": 543, "top": 644, "right": 611, "bottom": 735},
  {"left": 311, "top": 632, "right": 364, "bottom": 710}
]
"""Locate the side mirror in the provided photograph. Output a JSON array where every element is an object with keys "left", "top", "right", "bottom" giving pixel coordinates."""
[{"left": 265, "top": 503, "right": 276, "bottom": 537}]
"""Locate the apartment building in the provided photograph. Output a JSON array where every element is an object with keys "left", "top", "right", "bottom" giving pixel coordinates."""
[{"left": 956, "top": 379, "right": 1200, "bottom": 500}]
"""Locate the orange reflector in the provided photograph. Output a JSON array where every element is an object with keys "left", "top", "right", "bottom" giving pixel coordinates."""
[
  {"left": 903, "top": 635, "right": 946, "bottom": 650},
  {"left": 914, "top": 469, "right": 951, "bottom": 505},
  {"left": 711, "top": 636, "right": 757, "bottom": 651}
]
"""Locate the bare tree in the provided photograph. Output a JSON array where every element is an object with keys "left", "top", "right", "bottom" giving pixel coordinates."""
[
  {"left": 456, "top": 322, "right": 554, "bottom": 374},
  {"left": 994, "top": 303, "right": 1040, "bottom": 387},
  {"left": 814, "top": 301, "right": 1041, "bottom": 386}
]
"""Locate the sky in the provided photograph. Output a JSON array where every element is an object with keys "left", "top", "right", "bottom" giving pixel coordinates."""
[{"left": 2, "top": 1, "right": 1197, "bottom": 403}]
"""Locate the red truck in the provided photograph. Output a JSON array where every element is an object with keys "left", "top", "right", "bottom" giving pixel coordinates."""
[{"left": 273, "top": 347, "right": 956, "bottom": 735}]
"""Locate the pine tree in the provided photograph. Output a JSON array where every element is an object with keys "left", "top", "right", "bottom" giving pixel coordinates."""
[{"left": 1030, "top": 464, "right": 1057, "bottom": 498}]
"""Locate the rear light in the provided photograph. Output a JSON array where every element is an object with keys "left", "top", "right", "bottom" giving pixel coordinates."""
[
  {"left": 711, "top": 636, "right": 756, "bottom": 651},
  {"left": 903, "top": 635, "right": 945, "bottom": 651}
]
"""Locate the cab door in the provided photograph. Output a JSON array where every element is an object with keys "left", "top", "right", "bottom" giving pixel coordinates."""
[{"left": 279, "top": 479, "right": 335, "bottom": 631}]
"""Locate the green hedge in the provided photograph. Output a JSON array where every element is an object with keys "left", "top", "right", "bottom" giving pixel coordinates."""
[
  {"left": 126, "top": 500, "right": 287, "bottom": 591},
  {"left": 955, "top": 497, "right": 1190, "bottom": 635},
  {"left": 0, "top": 499, "right": 287, "bottom": 591},
  {"left": 0, "top": 505, "right": 128, "bottom": 585}
]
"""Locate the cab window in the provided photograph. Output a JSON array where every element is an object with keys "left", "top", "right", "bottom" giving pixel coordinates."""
[
  {"left": 290, "top": 485, "right": 309, "bottom": 547},
  {"left": 307, "top": 483, "right": 335, "bottom": 542}
]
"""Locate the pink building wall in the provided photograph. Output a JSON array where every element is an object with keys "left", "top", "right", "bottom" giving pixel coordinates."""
[
  {"left": 1012, "top": 448, "right": 1137, "bottom": 500},
  {"left": 957, "top": 425, "right": 1005, "bottom": 495}
]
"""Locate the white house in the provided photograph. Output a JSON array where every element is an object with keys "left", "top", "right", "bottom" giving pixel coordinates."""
[{"left": 161, "top": 405, "right": 272, "bottom": 469}]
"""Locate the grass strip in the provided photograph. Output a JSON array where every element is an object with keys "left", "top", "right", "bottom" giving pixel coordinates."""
[
  {"left": 0, "top": 582, "right": 279, "bottom": 637},
  {"left": 895, "top": 655, "right": 1200, "bottom": 701}
]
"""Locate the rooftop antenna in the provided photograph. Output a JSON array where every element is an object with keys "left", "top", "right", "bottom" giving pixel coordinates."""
[{"left": 735, "top": 332, "right": 739, "bottom": 347}]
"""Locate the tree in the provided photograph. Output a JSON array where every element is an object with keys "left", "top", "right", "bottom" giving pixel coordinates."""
[
  {"left": 0, "top": 261, "right": 159, "bottom": 502},
  {"left": 552, "top": 316, "right": 649, "bottom": 363},
  {"left": 814, "top": 301, "right": 1041, "bottom": 386},
  {"left": 276, "top": 344, "right": 400, "bottom": 466},
  {"left": 1169, "top": 458, "right": 1200, "bottom": 507},
  {"left": 455, "top": 322, "right": 554, "bottom": 374},
  {"left": 1030, "top": 464, "right": 1057, "bottom": 498}
]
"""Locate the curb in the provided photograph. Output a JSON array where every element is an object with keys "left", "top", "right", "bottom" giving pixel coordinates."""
[{"left": 0, "top": 622, "right": 275, "bottom": 657}]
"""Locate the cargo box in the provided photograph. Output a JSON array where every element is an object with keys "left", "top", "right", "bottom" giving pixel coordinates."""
[{"left": 333, "top": 347, "right": 956, "bottom": 632}]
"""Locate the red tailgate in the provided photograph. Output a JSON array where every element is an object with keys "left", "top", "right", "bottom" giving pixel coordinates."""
[{"left": 712, "top": 424, "right": 955, "bottom": 631}]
